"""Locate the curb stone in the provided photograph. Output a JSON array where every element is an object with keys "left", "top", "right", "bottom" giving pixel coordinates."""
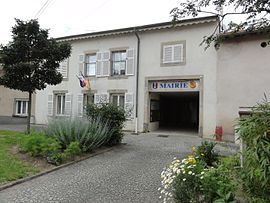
[{"left": 0, "top": 146, "right": 118, "bottom": 192}]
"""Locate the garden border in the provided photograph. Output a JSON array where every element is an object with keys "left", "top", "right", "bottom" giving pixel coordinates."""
[{"left": 0, "top": 146, "right": 118, "bottom": 191}]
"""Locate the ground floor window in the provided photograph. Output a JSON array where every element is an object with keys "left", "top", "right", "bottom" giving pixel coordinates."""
[
  {"left": 110, "top": 94, "right": 125, "bottom": 108},
  {"left": 15, "top": 100, "right": 28, "bottom": 116},
  {"left": 83, "top": 94, "right": 94, "bottom": 106},
  {"left": 56, "top": 94, "right": 65, "bottom": 115}
]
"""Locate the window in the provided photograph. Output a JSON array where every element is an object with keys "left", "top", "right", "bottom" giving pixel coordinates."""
[
  {"left": 15, "top": 100, "right": 28, "bottom": 116},
  {"left": 112, "top": 51, "right": 126, "bottom": 75},
  {"left": 57, "top": 59, "right": 68, "bottom": 79},
  {"left": 161, "top": 41, "right": 185, "bottom": 65},
  {"left": 111, "top": 94, "right": 125, "bottom": 108},
  {"left": 56, "top": 94, "right": 65, "bottom": 115},
  {"left": 83, "top": 94, "right": 94, "bottom": 106},
  {"left": 85, "top": 54, "right": 96, "bottom": 76}
]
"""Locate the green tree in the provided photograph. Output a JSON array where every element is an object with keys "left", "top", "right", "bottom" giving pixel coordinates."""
[
  {"left": 0, "top": 19, "right": 71, "bottom": 133},
  {"left": 171, "top": 0, "right": 270, "bottom": 48}
]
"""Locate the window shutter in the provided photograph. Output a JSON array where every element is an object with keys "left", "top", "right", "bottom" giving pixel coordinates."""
[
  {"left": 102, "top": 51, "right": 110, "bottom": 76},
  {"left": 77, "top": 94, "right": 84, "bottom": 117},
  {"left": 78, "top": 54, "right": 85, "bottom": 74},
  {"left": 94, "top": 93, "right": 109, "bottom": 104},
  {"left": 61, "top": 59, "right": 68, "bottom": 78},
  {"left": 125, "top": 93, "right": 134, "bottom": 119},
  {"left": 163, "top": 45, "right": 173, "bottom": 64},
  {"left": 96, "top": 52, "right": 103, "bottom": 77},
  {"left": 126, "top": 48, "right": 135, "bottom": 76},
  {"left": 173, "top": 44, "right": 184, "bottom": 63},
  {"left": 64, "top": 93, "right": 72, "bottom": 116},
  {"left": 47, "top": 94, "right": 53, "bottom": 116},
  {"left": 94, "top": 93, "right": 101, "bottom": 104}
]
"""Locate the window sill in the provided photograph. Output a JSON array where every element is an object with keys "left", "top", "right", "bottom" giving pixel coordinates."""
[
  {"left": 13, "top": 115, "right": 27, "bottom": 118},
  {"left": 108, "top": 75, "right": 129, "bottom": 80},
  {"left": 160, "top": 61, "right": 186, "bottom": 67}
]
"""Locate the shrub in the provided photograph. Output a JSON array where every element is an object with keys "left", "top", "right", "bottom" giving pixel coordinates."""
[
  {"left": 45, "top": 118, "right": 113, "bottom": 152},
  {"left": 237, "top": 98, "right": 270, "bottom": 200},
  {"left": 201, "top": 166, "right": 236, "bottom": 203},
  {"left": 63, "top": 141, "right": 81, "bottom": 160},
  {"left": 20, "top": 131, "right": 61, "bottom": 157},
  {"left": 19, "top": 131, "right": 62, "bottom": 165},
  {"left": 195, "top": 141, "right": 219, "bottom": 166},
  {"left": 86, "top": 103, "right": 127, "bottom": 145}
]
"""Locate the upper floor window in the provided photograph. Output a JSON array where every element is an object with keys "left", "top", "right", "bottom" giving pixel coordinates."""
[
  {"left": 15, "top": 99, "right": 28, "bottom": 116},
  {"left": 112, "top": 51, "right": 126, "bottom": 76},
  {"left": 85, "top": 54, "right": 96, "bottom": 76},
  {"left": 161, "top": 41, "right": 185, "bottom": 66},
  {"left": 57, "top": 59, "right": 68, "bottom": 79}
]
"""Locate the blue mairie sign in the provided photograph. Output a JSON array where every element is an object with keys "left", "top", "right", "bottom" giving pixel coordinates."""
[{"left": 149, "top": 80, "right": 200, "bottom": 92}]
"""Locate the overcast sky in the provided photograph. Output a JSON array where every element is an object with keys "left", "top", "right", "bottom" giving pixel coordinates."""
[
  {"left": 0, "top": 0, "right": 185, "bottom": 44},
  {"left": 0, "top": 0, "right": 245, "bottom": 45}
]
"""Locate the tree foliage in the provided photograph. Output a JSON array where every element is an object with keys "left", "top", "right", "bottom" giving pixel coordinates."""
[
  {"left": 0, "top": 19, "right": 71, "bottom": 92},
  {"left": 171, "top": 0, "right": 270, "bottom": 48},
  {"left": 0, "top": 19, "right": 71, "bottom": 133}
]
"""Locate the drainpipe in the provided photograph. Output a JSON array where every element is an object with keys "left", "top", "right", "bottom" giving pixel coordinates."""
[{"left": 134, "top": 29, "right": 140, "bottom": 134}]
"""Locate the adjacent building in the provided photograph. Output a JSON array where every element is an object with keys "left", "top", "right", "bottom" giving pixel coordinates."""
[{"left": 0, "top": 65, "right": 35, "bottom": 124}]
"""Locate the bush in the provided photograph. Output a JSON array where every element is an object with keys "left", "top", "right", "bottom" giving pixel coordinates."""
[
  {"left": 20, "top": 131, "right": 61, "bottom": 157},
  {"left": 160, "top": 144, "right": 237, "bottom": 203},
  {"left": 86, "top": 103, "right": 127, "bottom": 145},
  {"left": 45, "top": 118, "right": 113, "bottom": 152},
  {"left": 195, "top": 141, "right": 219, "bottom": 166},
  {"left": 19, "top": 131, "right": 62, "bottom": 165},
  {"left": 237, "top": 98, "right": 270, "bottom": 201},
  {"left": 201, "top": 166, "right": 236, "bottom": 203},
  {"left": 173, "top": 157, "right": 205, "bottom": 203},
  {"left": 63, "top": 141, "right": 81, "bottom": 160}
]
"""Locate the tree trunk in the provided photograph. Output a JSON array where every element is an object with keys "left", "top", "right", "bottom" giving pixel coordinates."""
[{"left": 27, "top": 91, "right": 32, "bottom": 134}]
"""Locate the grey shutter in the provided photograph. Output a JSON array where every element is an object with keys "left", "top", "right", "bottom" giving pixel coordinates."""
[
  {"left": 102, "top": 51, "right": 110, "bottom": 76},
  {"left": 47, "top": 94, "right": 53, "bottom": 116},
  {"left": 77, "top": 94, "right": 84, "bottom": 117},
  {"left": 96, "top": 52, "right": 102, "bottom": 77},
  {"left": 94, "top": 93, "right": 109, "bottom": 104},
  {"left": 173, "top": 44, "right": 183, "bottom": 63},
  {"left": 94, "top": 93, "right": 101, "bottom": 104},
  {"left": 78, "top": 54, "right": 85, "bottom": 74},
  {"left": 126, "top": 48, "right": 135, "bottom": 75},
  {"left": 61, "top": 59, "right": 68, "bottom": 78},
  {"left": 125, "top": 93, "right": 134, "bottom": 119},
  {"left": 64, "top": 93, "right": 72, "bottom": 116},
  {"left": 163, "top": 45, "right": 173, "bottom": 64}
]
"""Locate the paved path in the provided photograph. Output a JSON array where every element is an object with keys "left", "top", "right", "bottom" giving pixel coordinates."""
[{"left": 0, "top": 133, "right": 202, "bottom": 203}]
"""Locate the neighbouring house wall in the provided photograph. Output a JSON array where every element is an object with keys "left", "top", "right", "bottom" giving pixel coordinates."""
[
  {"left": 0, "top": 86, "right": 35, "bottom": 123},
  {"left": 217, "top": 37, "right": 270, "bottom": 138}
]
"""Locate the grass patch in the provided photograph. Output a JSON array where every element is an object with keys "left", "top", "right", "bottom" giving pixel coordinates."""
[{"left": 0, "top": 130, "right": 38, "bottom": 185}]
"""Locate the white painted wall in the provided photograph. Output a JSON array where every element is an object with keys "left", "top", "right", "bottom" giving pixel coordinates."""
[
  {"left": 217, "top": 37, "right": 270, "bottom": 138},
  {"left": 35, "top": 34, "right": 137, "bottom": 131},
  {"left": 137, "top": 22, "right": 218, "bottom": 138},
  {"left": 35, "top": 20, "right": 219, "bottom": 138}
]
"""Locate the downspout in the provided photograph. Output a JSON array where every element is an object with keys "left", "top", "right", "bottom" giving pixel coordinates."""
[{"left": 134, "top": 29, "right": 140, "bottom": 134}]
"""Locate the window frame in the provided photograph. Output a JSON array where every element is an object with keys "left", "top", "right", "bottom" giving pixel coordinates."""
[
  {"left": 111, "top": 50, "right": 127, "bottom": 76},
  {"left": 85, "top": 54, "right": 97, "bottom": 76},
  {"left": 14, "top": 99, "right": 28, "bottom": 117},
  {"left": 160, "top": 40, "right": 186, "bottom": 66},
  {"left": 55, "top": 93, "right": 66, "bottom": 116},
  {"left": 110, "top": 93, "right": 125, "bottom": 109}
]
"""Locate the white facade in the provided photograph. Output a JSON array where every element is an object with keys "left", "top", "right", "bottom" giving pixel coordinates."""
[{"left": 37, "top": 16, "right": 260, "bottom": 140}]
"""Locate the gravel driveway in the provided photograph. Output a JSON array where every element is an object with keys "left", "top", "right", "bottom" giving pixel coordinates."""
[{"left": 0, "top": 132, "right": 202, "bottom": 203}]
